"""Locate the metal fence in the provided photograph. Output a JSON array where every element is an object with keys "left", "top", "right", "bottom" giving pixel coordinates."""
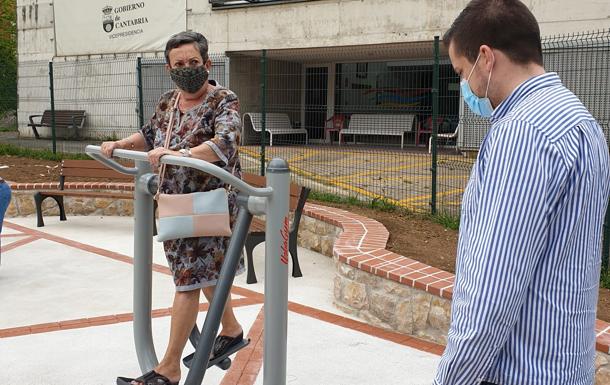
[
  {"left": 232, "top": 30, "right": 610, "bottom": 269},
  {"left": 10, "top": 56, "right": 139, "bottom": 153},
  {"left": 6, "top": 54, "right": 228, "bottom": 153},
  {"left": 139, "top": 54, "right": 229, "bottom": 127},
  {"left": 5, "top": 29, "right": 610, "bottom": 269},
  {"left": 229, "top": 41, "right": 465, "bottom": 215}
]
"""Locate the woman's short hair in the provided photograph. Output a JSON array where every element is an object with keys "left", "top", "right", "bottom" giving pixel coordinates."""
[
  {"left": 164, "top": 31, "right": 209, "bottom": 64},
  {"left": 443, "top": 0, "right": 543, "bottom": 66}
]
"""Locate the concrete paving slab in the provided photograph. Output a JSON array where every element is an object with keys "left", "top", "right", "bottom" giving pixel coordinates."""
[
  {"left": 0, "top": 237, "right": 175, "bottom": 329},
  {"left": 0, "top": 216, "right": 441, "bottom": 385},
  {"left": 0, "top": 304, "right": 263, "bottom": 385}
]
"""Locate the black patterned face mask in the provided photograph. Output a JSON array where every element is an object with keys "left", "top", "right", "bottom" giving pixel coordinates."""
[{"left": 169, "top": 66, "right": 209, "bottom": 94}]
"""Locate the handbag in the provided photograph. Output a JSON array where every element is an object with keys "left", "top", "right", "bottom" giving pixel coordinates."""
[{"left": 155, "top": 92, "right": 232, "bottom": 242}]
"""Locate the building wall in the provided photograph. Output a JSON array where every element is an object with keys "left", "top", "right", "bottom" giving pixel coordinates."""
[
  {"left": 191, "top": 0, "right": 610, "bottom": 52},
  {"left": 18, "top": 0, "right": 610, "bottom": 60},
  {"left": 15, "top": 0, "right": 610, "bottom": 138}
]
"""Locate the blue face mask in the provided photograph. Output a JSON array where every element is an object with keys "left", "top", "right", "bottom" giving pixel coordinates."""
[{"left": 461, "top": 53, "right": 494, "bottom": 118}]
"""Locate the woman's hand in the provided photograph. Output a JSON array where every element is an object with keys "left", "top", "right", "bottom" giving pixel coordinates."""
[
  {"left": 100, "top": 141, "right": 121, "bottom": 158},
  {"left": 148, "top": 147, "right": 179, "bottom": 168}
]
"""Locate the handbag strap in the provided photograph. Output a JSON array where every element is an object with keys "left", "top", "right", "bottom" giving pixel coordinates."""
[{"left": 156, "top": 92, "right": 181, "bottom": 198}]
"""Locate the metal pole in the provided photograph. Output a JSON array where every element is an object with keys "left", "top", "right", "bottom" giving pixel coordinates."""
[
  {"left": 132, "top": 161, "right": 158, "bottom": 373},
  {"left": 430, "top": 36, "right": 440, "bottom": 215},
  {"left": 184, "top": 203, "right": 253, "bottom": 385},
  {"left": 263, "top": 158, "right": 290, "bottom": 385},
  {"left": 137, "top": 57, "right": 145, "bottom": 130},
  {"left": 260, "top": 49, "right": 267, "bottom": 176},
  {"left": 48, "top": 61, "right": 56, "bottom": 154}
]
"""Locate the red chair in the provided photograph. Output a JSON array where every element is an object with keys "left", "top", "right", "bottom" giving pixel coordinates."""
[
  {"left": 324, "top": 114, "right": 346, "bottom": 144},
  {"left": 416, "top": 116, "right": 443, "bottom": 147}
]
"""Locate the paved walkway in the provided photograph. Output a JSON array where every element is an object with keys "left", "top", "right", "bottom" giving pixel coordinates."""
[{"left": 0, "top": 215, "right": 441, "bottom": 385}]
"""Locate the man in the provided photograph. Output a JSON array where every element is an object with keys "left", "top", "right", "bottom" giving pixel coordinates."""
[{"left": 434, "top": 1, "right": 610, "bottom": 384}]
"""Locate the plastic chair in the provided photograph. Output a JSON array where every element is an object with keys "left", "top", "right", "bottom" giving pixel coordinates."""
[
  {"left": 429, "top": 124, "right": 460, "bottom": 154},
  {"left": 324, "top": 114, "right": 346, "bottom": 144},
  {"left": 416, "top": 116, "right": 444, "bottom": 147}
]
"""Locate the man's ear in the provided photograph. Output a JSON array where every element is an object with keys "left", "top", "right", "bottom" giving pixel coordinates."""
[
  {"left": 165, "top": 63, "right": 171, "bottom": 72},
  {"left": 205, "top": 58, "right": 212, "bottom": 71},
  {"left": 479, "top": 45, "right": 495, "bottom": 71}
]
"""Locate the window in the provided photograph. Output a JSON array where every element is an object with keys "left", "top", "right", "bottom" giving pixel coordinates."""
[{"left": 210, "top": 0, "right": 313, "bottom": 9}]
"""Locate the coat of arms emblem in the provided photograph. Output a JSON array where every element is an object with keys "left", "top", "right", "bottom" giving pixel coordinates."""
[{"left": 102, "top": 6, "right": 114, "bottom": 33}]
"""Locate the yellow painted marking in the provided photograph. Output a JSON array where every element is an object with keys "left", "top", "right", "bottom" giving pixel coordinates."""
[
  {"left": 334, "top": 161, "right": 430, "bottom": 181},
  {"left": 287, "top": 150, "right": 321, "bottom": 163},
  {"left": 399, "top": 188, "right": 465, "bottom": 204},
  {"left": 290, "top": 165, "right": 423, "bottom": 211}
]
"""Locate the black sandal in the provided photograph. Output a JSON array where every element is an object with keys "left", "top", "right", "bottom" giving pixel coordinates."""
[
  {"left": 213, "top": 331, "right": 244, "bottom": 358},
  {"left": 116, "top": 370, "right": 178, "bottom": 385}
]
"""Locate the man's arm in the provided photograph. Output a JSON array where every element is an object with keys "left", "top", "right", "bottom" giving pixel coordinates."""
[{"left": 434, "top": 121, "right": 561, "bottom": 384}]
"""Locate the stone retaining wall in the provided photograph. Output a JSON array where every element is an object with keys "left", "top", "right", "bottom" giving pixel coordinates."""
[
  {"left": 7, "top": 190, "right": 134, "bottom": 218},
  {"left": 6, "top": 189, "right": 610, "bottom": 382}
]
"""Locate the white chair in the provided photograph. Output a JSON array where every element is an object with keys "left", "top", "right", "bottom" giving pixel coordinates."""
[
  {"left": 242, "top": 112, "right": 308, "bottom": 146},
  {"left": 339, "top": 114, "right": 415, "bottom": 148},
  {"left": 429, "top": 124, "right": 460, "bottom": 154}
]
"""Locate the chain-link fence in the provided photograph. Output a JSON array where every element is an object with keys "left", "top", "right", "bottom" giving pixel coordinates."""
[
  {"left": 6, "top": 31, "right": 610, "bottom": 251},
  {"left": 139, "top": 54, "right": 229, "bottom": 127},
  {"left": 10, "top": 57, "right": 139, "bottom": 153},
  {"left": 231, "top": 30, "right": 609, "bottom": 269},
  {"left": 230, "top": 42, "right": 465, "bottom": 214},
  {"left": 544, "top": 30, "right": 610, "bottom": 144},
  {"left": 8, "top": 54, "right": 228, "bottom": 153}
]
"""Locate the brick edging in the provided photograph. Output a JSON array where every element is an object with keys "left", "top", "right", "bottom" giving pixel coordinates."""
[
  {"left": 303, "top": 202, "right": 610, "bottom": 354},
  {"left": 7, "top": 181, "right": 134, "bottom": 192}
]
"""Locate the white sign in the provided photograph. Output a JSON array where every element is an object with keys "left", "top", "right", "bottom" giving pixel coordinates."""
[{"left": 53, "top": 0, "right": 186, "bottom": 56}]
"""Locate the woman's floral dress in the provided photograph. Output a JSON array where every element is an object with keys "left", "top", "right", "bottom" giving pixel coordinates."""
[{"left": 140, "top": 80, "right": 244, "bottom": 291}]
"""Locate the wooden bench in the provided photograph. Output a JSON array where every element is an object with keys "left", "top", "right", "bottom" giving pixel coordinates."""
[
  {"left": 339, "top": 113, "right": 416, "bottom": 148},
  {"left": 28, "top": 110, "right": 86, "bottom": 139},
  {"left": 242, "top": 172, "right": 310, "bottom": 284},
  {"left": 242, "top": 112, "right": 308, "bottom": 146},
  {"left": 34, "top": 160, "right": 136, "bottom": 227}
]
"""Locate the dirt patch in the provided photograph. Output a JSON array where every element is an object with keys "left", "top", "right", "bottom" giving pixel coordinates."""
[
  {"left": 0, "top": 155, "right": 62, "bottom": 183},
  {"left": 1, "top": 155, "right": 608, "bottom": 323}
]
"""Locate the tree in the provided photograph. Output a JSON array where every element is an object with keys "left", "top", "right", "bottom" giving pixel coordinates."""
[{"left": 0, "top": 0, "right": 17, "bottom": 117}]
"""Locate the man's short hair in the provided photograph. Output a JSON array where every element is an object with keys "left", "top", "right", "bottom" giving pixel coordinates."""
[
  {"left": 164, "top": 31, "right": 209, "bottom": 64},
  {"left": 443, "top": 0, "right": 543, "bottom": 66}
]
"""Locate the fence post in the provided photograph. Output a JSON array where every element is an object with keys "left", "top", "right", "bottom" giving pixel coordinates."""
[
  {"left": 430, "top": 36, "right": 440, "bottom": 215},
  {"left": 260, "top": 49, "right": 267, "bottom": 176},
  {"left": 136, "top": 57, "right": 144, "bottom": 130},
  {"left": 602, "top": 202, "right": 610, "bottom": 274},
  {"left": 48, "top": 61, "right": 56, "bottom": 154}
]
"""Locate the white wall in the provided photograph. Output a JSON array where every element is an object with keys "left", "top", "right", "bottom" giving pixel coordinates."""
[
  {"left": 15, "top": 0, "right": 610, "bottom": 138},
  {"left": 187, "top": 0, "right": 610, "bottom": 52},
  {"left": 18, "top": 0, "right": 610, "bottom": 60}
]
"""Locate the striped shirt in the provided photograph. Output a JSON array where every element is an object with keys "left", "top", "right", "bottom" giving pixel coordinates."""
[{"left": 434, "top": 72, "right": 610, "bottom": 385}]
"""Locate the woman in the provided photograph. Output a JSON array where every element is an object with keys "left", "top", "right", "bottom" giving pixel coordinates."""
[{"left": 102, "top": 31, "right": 244, "bottom": 385}]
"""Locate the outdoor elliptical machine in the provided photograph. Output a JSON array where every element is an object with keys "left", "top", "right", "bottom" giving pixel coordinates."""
[{"left": 86, "top": 145, "right": 293, "bottom": 385}]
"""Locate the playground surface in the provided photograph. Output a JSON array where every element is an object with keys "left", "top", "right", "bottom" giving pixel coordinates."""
[{"left": 0, "top": 215, "right": 442, "bottom": 385}]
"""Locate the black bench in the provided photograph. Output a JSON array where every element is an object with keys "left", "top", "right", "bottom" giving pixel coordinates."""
[
  {"left": 28, "top": 110, "right": 86, "bottom": 139},
  {"left": 34, "top": 159, "right": 136, "bottom": 227},
  {"left": 242, "top": 172, "right": 310, "bottom": 284}
]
